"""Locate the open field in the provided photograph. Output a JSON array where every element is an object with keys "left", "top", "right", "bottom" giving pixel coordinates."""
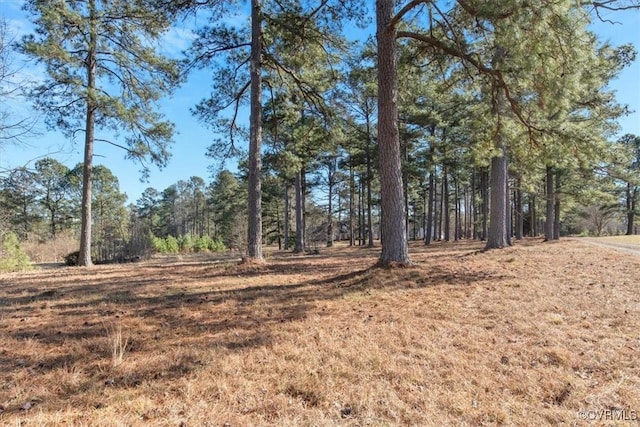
[
  {"left": 591, "top": 235, "right": 640, "bottom": 245},
  {"left": 580, "top": 236, "right": 640, "bottom": 257},
  {"left": 1, "top": 239, "right": 639, "bottom": 426}
]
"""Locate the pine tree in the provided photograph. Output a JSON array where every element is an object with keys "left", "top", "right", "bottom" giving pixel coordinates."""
[
  {"left": 20, "top": 0, "right": 180, "bottom": 266},
  {"left": 376, "top": 0, "right": 411, "bottom": 266},
  {"left": 185, "top": 0, "right": 362, "bottom": 262}
]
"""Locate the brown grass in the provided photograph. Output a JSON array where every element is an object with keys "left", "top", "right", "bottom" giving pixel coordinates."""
[
  {"left": 588, "top": 235, "right": 640, "bottom": 246},
  {"left": 21, "top": 231, "right": 78, "bottom": 263},
  {"left": 0, "top": 238, "right": 639, "bottom": 426}
]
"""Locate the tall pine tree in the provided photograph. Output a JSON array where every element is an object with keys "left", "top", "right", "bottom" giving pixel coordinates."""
[{"left": 21, "top": 0, "right": 180, "bottom": 266}]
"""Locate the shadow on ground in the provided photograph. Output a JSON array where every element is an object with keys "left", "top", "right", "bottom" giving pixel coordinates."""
[{"left": 0, "top": 240, "right": 502, "bottom": 413}]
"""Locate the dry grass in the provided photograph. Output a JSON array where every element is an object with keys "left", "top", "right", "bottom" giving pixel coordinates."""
[
  {"left": 21, "top": 231, "right": 78, "bottom": 263},
  {"left": 104, "top": 323, "right": 129, "bottom": 367},
  {"left": 0, "top": 238, "right": 639, "bottom": 426},
  {"left": 589, "top": 235, "right": 640, "bottom": 246}
]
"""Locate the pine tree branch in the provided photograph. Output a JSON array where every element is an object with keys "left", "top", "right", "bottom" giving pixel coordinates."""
[
  {"left": 390, "top": 1, "right": 431, "bottom": 31},
  {"left": 397, "top": 30, "right": 547, "bottom": 136}
]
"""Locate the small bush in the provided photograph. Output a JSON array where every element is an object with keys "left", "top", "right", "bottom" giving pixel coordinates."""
[
  {"left": 193, "top": 235, "right": 212, "bottom": 252},
  {"left": 0, "top": 232, "right": 33, "bottom": 273},
  {"left": 178, "top": 234, "right": 194, "bottom": 252},
  {"left": 65, "top": 251, "right": 80, "bottom": 266},
  {"left": 164, "top": 236, "right": 180, "bottom": 254},
  {"left": 208, "top": 238, "right": 226, "bottom": 252},
  {"left": 150, "top": 234, "right": 226, "bottom": 254},
  {"left": 151, "top": 235, "right": 166, "bottom": 253}
]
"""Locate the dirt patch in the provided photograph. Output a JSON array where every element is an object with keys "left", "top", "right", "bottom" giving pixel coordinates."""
[{"left": 0, "top": 239, "right": 639, "bottom": 426}]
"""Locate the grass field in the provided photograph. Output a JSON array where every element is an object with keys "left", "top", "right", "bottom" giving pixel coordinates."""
[
  {"left": 585, "top": 235, "right": 640, "bottom": 246},
  {"left": 1, "top": 238, "right": 639, "bottom": 426}
]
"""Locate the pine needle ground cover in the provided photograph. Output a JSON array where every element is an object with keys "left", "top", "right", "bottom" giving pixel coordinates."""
[{"left": 0, "top": 239, "right": 638, "bottom": 426}]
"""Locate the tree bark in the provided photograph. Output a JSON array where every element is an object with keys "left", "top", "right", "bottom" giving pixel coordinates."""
[
  {"left": 485, "top": 44, "right": 511, "bottom": 250},
  {"left": 455, "top": 177, "right": 461, "bottom": 240},
  {"left": 481, "top": 168, "right": 489, "bottom": 240},
  {"left": 434, "top": 173, "right": 441, "bottom": 241},
  {"left": 283, "top": 184, "right": 290, "bottom": 250},
  {"left": 553, "top": 170, "right": 560, "bottom": 240},
  {"left": 246, "top": 0, "right": 264, "bottom": 261},
  {"left": 327, "top": 158, "right": 334, "bottom": 247},
  {"left": 626, "top": 183, "right": 636, "bottom": 235},
  {"left": 79, "top": 0, "right": 97, "bottom": 267},
  {"left": 485, "top": 144, "right": 511, "bottom": 249},
  {"left": 514, "top": 179, "right": 523, "bottom": 240},
  {"left": 554, "top": 197, "right": 561, "bottom": 240},
  {"left": 365, "top": 122, "right": 374, "bottom": 248},
  {"left": 349, "top": 160, "right": 355, "bottom": 246},
  {"left": 545, "top": 165, "right": 554, "bottom": 241},
  {"left": 425, "top": 165, "right": 434, "bottom": 245},
  {"left": 376, "top": 0, "right": 411, "bottom": 265},
  {"left": 443, "top": 164, "right": 450, "bottom": 241},
  {"left": 294, "top": 168, "right": 304, "bottom": 253},
  {"left": 360, "top": 173, "right": 365, "bottom": 246},
  {"left": 471, "top": 169, "right": 478, "bottom": 239}
]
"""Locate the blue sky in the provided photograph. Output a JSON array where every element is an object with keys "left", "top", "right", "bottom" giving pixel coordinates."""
[{"left": 0, "top": 1, "right": 639, "bottom": 204}]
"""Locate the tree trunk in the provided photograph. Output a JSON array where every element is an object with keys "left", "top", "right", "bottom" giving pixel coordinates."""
[
  {"left": 506, "top": 175, "right": 512, "bottom": 246},
  {"left": 276, "top": 197, "right": 282, "bottom": 250},
  {"left": 454, "top": 175, "right": 460, "bottom": 241},
  {"left": 403, "top": 143, "right": 411, "bottom": 240},
  {"left": 78, "top": 0, "right": 97, "bottom": 267},
  {"left": 471, "top": 169, "right": 478, "bottom": 239},
  {"left": 425, "top": 166, "right": 434, "bottom": 245},
  {"left": 545, "top": 165, "right": 554, "bottom": 241},
  {"left": 514, "top": 179, "right": 523, "bottom": 240},
  {"left": 434, "top": 172, "right": 441, "bottom": 241},
  {"left": 48, "top": 202, "right": 57, "bottom": 238},
  {"left": 246, "top": 0, "right": 264, "bottom": 261},
  {"left": 360, "top": 174, "right": 366, "bottom": 246},
  {"left": 626, "top": 183, "right": 635, "bottom": 235},
  {"left": 530, "top": 195, "right": 537, "bottom": 237},
  {"left": 463, "top": 184, "right": 469, "bottom": 239},
  {"left": 443, "top": 165, "right": 450, "bottom": 241},
  {"left": 481, "top": 168, "right": 489, "bottom": 241},
  {"left": 376, "top": 0, "right": 410, "bottom": 265},
  {"left": 294, "top": 168, "right": 304, "bottom": 253},
  {"left": 366, "top": 124, "right": 374, "bottom": 248},
  {"left": 554, "top": 198, "right": 561, "bottom": 240},
  {"left": 553, "top": 170, "right": 560, "bottom": 240},
  {"left": 485, "top": 144, "right": 511, "bottom": 249},
  {"left": 349, "top": 160, "right": 355, "bottom": 246},
  {"left": 327, "top": 159, "right": 334, "bottom": 247},
  {"left": 485, "top": 45, "right": 511, "bottom": 250},
  {"left": 422, "top": 183, "right": 427, "bottom": 242},
  {"left": 284, "top": 184, "right": 290, "bottom": 250}
]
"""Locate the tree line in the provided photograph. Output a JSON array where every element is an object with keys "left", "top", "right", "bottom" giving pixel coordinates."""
[{"left": 1, "top": 0, "right": 639, "bottom": 267}]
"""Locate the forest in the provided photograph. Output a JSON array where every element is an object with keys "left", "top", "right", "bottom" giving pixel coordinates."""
[
  {"left": 1, "top": 2, "right": 640, "bottom": 425},
  {"left": 1, "top": 0, "right": 639, "bottom": 270}
]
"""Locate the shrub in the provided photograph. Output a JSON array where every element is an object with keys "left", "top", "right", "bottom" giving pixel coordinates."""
[
  {"left": 177, "top": 234, "right": 194, "bottom": 252},
  {"left": 164, "top": 236, "right": 180, "bottom": 254},
  {"left": 150, "top": 234, "right": 225, "bottom": 254},
  {"left": 208, "top": 238, "right": 226, "bottom": 252},
  {"left": 151, "top": 235, "right": 180, "bottom": 254},
  {"left": 151, "top": 235, "right": 167, "bottom": 253},
  {"left": 65, "top": 251, "right": 80, "bottom": 266},
  {"left": 0, "top": 232, "right": 33, "bottom": 273},
  {"left": 193, "top": 235, "right": 212, "bottom": 252}
]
